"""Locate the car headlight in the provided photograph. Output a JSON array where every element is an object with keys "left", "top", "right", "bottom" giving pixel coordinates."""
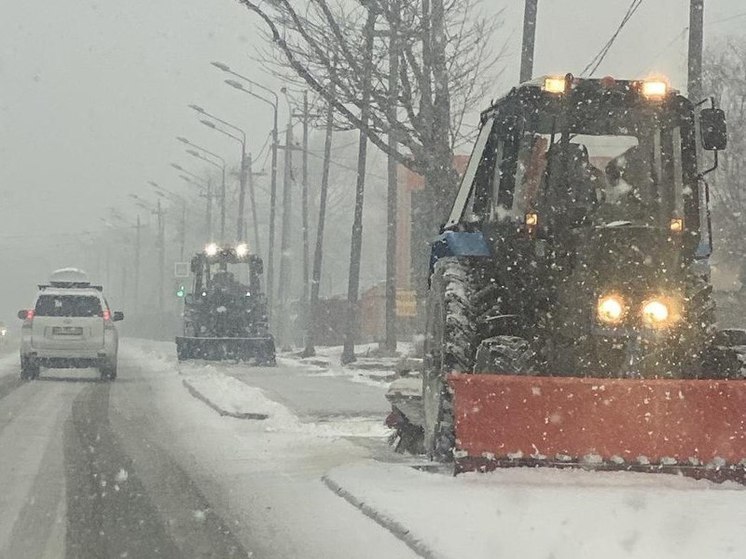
[
  {"left": 641, "top": 299, "right": 671, "bottom": 327},
  {"left": 597, "top": 294, "right": 625, "bottom": 324}
]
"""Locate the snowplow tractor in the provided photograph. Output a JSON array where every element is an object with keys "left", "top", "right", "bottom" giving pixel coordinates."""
[
  {"left": 388, "top": 75, "right": 746, "bottom": 482},
  {"left": 176, "top": 243, "right": 276, "bottom": 365}
]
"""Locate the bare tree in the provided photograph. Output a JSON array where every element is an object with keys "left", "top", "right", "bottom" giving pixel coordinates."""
[{"left": 237, "top": 0, "right": 505, "bottom": 223}]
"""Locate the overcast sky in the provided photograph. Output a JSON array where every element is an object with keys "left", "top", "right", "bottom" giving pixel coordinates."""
[
  {"left": 2, "top": 0, "right": 745, "bottom": 239},
  {"left": 1, "top": 0, "right": 745, "bottom": 313}
]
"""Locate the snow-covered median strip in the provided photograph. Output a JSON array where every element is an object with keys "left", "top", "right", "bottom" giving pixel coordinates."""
[
  {"left": 324, "top": 460, "right": 746, "bottom": 559},
  {"left": 182, "top": 377, "right": 270, "bottom": 420},
  {"left": 181, "top": 369, "right": 390, "bottom": 438}
]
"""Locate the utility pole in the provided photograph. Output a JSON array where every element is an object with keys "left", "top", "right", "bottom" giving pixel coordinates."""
[
  {"left": 341, "top": 8, "right": 377, "bottom": 364},
  {"left": 180, "top": 200, "right": 187, "bottom": 261},
  {"left": 268, "top": 117, "right": 280, "bottom": 317},
  {"left": 520, "top": 0, "right": 539, "bottom": 83},
  {"left": 688, "top": 0, "right": 704, "bottom": 103},
  {"left": 206, "top": 178, "right": 213, "bottom": 240},
  {"left": 237, "top": 148, "right": 248, "bottom": 241},
  {"left": 303, "top": 72, "right": 336, "bottom": 358},
  {"left": 385, "top": 0, "right": 401, "bottom": 354},
  {"left": 219, "top": 164, "right": 226, "bottom": 242},
  {"left": 277, "top": 124, "right": 295, "bottom": 348},
  {"left": 134, "top": 214, "right": 142, "bottom": 312},
  {"left": 301, "top": 91, "right": 310, "bottom": 350},
  {"left": 156, "top": 199, "right": 166, "bottom": 318},
  {"left": 246, "top": 152, "right": 263, "bottom": 254}
]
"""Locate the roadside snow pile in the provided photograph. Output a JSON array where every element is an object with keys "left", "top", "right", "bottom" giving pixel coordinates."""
[
  {"left": 0, "top": 352, "right": 20, "bottom": 379},
  {"left": 182, "top": 369, "right": 389, "bottom": 438},
  {"left": 325, "top": 461, "right": 746, "bottom": 559},
  {"left": 280, "top": 343, "right": 419, "bottom": 386}
]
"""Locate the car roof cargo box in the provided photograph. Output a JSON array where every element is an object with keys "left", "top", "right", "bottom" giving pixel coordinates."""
[{"left": 41, "top": 268, "right": 102, "bottom": 291}]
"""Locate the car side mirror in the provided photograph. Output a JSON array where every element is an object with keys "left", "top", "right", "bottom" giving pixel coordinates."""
[
  {"left": 700, "top": 108, "right": 727, "bottom": 151},
  {"left": 17, "top": 310, "right": 28, "bottom": 320},
  {"left": 112, "top": 311, "right": 124, "bottom": 322}
]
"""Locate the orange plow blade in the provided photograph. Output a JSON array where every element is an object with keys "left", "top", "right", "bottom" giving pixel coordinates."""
[{"left": 448, "top": 373, "right": 746, "bottom": 483}]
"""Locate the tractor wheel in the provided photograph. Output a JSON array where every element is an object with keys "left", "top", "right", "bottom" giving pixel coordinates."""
[
  {"left": 423, "top": 257, "right": 482, "bottom": 461},
  {"left": 474, "top": 335, "right": 536, "bottom": 374}
]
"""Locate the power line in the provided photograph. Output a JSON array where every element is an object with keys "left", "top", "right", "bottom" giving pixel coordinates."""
[
  {"left": 580, "top": 0, "right": 645, "bottom": 77},
  {"left": 709, "top": 11, "right": 746, "bottom": 26}
]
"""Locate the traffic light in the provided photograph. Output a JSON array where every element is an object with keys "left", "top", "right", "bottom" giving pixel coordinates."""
[{"left": 176, "top": 284, "right": 185, "bottom": 298}]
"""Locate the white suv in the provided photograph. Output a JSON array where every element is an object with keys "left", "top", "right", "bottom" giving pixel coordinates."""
[{"left": 19, "top": 269, "right": 123, "bottom": 380}]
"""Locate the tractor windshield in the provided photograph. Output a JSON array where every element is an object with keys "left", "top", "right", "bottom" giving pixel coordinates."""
[{"left": 510, "top": 103, "right": 689, "bottom": 229}]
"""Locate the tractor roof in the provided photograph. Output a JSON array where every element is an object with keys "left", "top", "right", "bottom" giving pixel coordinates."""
[{"left": 483, "top": 74, "right": 685, "bottom": 123}]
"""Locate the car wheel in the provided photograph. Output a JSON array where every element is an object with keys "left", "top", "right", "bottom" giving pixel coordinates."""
[{"left": 20, "top": 357, "right": 39, "bottom": 380}]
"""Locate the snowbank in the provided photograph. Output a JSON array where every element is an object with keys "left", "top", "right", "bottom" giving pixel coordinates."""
[
  {"left": 325, "top": 460, "right": 746, "bottom": 559},
  {"left": 181, "top": 367, "right": 390, "bottom": 439}
]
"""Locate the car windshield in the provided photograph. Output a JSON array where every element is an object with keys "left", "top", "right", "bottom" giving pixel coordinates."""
[
  {"left": 35, "top": 294, "right": 102, "bottom": 317},
  {"left": 513, "top": 109, "right": 686, "bottom": 227}
]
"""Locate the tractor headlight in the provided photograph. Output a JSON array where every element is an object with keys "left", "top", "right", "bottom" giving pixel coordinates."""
[
  {"left": 235, "top": 243, "right": 249, "bottom": 258},
  {"left": 205, "top": 243, "right": 219, "bottom": 256},
  {"left": 641, "top": 298, "right": 672, "bottom": 327},
  {"left": 597, "top": 294, "right": 625, "bottom": 324}
]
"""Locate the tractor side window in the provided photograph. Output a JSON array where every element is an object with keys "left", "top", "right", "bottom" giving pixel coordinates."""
[
  {"left": 446, "top": 117, "right": 496, "bottom": 228},
  {"left": 508, "top": 134, "right": 548, "bottom": 220}
]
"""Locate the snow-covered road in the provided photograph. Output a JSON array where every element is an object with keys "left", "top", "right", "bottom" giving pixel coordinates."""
[
  {"left": 0, "top": 339, "right": 417, "bottom": 558},
  {"left": 1, "top": 338, "right": 745, "bottom": 559}
]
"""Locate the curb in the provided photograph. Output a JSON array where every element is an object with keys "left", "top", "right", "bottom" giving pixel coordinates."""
[
  {"left": 182, "top": 379, "right": 269, "bottom": 420},
  {"left": 322, "top": 474, "right": 436, "bottom": 559}
]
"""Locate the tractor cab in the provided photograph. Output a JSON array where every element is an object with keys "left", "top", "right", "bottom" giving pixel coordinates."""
[
  {"left": 446, "top": 74, "right": 726, "bottom": 259},
  {"left": 190, "top": 242, "right": 263, "bottom": 299}
]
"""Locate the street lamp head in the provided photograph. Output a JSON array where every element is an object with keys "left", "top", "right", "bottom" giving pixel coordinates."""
[
  {"left": 188, "top": 104, "right": 205, "bottom": 114},
  {"left": 225, "top": 79, "right": 244, "bottom": 90},
  {"left": 171, "top": 163, "right": 184, "bottom": 171},
  {"left": 128, "top": 193, "right": 139, "bottom": 199},
  {"left": 200, "top": 119, "right": 216, "bottom": 129},
  {"left": 176, "top": 136, "right": 189, "bottom": 144},
  {"left": 211, "top": 61, "right": 230, "bottom": 71},
  {"left": 186, "top": 149, "right": 200, "bottom": 158},
  {"left": 147, "top": 180, "right": 159, "bottom": 188}
]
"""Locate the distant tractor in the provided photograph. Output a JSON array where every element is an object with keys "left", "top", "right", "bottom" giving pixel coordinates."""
[{"left": 175, "top": 243, "right": 275, "bottom": 364}]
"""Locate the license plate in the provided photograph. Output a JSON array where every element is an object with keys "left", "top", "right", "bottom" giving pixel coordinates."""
[{"left": 52, "top": 326, "right": 83, "bottom": 336}]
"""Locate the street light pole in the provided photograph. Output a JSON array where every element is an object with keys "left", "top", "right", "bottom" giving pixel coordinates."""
[
  {"left": 220, "top": 70, "right": 279, "bottom": 315},
  {"left": 177, "top": 137, "right": 227, "bottom": 242},
  {"left": 135, "top": 214, "right": 141, "bottom": 311},
  {"left": 151, "top": 182, "right": 187, "bottom": 261},
  {"left": 171, "top": 163, "right": 212, "bottom": 240},
  {"left": 190, "top": 105, "right": 254, "bottom": 245},
  {"left": 156, "top": 197, "right": 165, "bottom": 317}
]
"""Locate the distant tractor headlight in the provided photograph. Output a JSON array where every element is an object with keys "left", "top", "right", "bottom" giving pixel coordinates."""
[
  {"left": 205, "top": 243, "right": 219, "bottom": 256},
  {"left": 236, "top": 243, "right": 249, "bottom": 258},
  {"left": 597, "top": 295, "right": 625, "bottom": 324},
  {"left": 641, "top": 299, "right": 672, "bottom": 327}
]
